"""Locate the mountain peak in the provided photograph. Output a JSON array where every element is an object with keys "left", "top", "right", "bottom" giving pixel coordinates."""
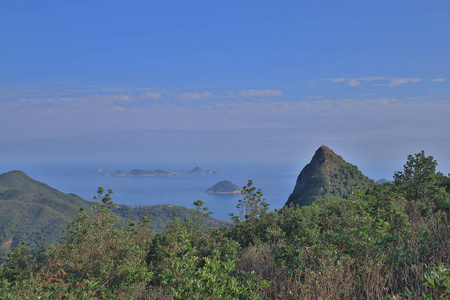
[
  {"left": 311, "top": 145, "right": 338, "bottom": 162},
  {"left": 0, "top": 170, "right": 28, "bottom": 179},
  {"left": 318, "top": 145, "right": 332, "bottom": 152},
  {"left": 285, "top": 146, "right": 374, "bottom": 207},
  {"left": 0, "top": 170, "right": 78, "bottom": 199},
  {"left": 0, "top": 170, "right": 35, "bottom": 190}
]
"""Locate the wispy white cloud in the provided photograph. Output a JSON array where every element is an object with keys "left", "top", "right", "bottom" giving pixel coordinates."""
[
  {"left": 141, "top": 91, "right": 162, "bottom": 99},
  {"left": 432, "top": 78, "right": 445, "bottom": 82},
  {"left": 176, "top": 91, "right": 215, "bottom": 101},
  {"left": 2, "top": 84, "right": 450, "bottom": 166},
  {"left": 331, "top": 78, "right": 348, "bottom": 83},
  {"left": 3, "top": 84, "right": 450, "bottom": 150},
  {"left": 228, "top": 89, "right": 282, "bottom": 98},
  {"left": 328, "top": 76, "right": 422, "bottom": 87},
  {"left": 376, "top": 78, "right": 421, "bottom": 87},
  {"left": 347, "top": 79, "right": 361, "bottom": 87},
  {"left": 174, "top": 89, "right": 282, "bottom": 100},
  {"left": 111, "top": 106, "right": 126, "bottom": 112}
]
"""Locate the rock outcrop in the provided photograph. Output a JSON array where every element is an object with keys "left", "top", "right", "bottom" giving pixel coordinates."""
[{"left": 285, "top": 146, "right": 374, "bottom": 207}]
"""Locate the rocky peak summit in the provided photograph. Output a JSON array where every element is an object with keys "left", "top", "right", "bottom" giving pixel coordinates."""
[
  {"left": 313, "top": 145, "right": 334, "bottom": 160},
  {"left": 307, "top": 145, "right": 340, "bottom": 167},
  {"left": 284, "top": 146, "right": 374, "bottom": 207}
]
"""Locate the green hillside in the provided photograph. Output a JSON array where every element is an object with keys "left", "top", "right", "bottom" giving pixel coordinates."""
[
  {"left": 285, "top": 146, "right": 375, "bottom": 207},
  {"left": 0, "top": 171, "right": 91, "bottom": 205},
  {"left": 0, "top": 170, "right": 229, "bottom": 252},
  {"left": 0, "top": 171, "right": 95, "bottom": 249}
]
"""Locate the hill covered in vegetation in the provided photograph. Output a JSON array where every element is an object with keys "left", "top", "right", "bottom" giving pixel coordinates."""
[
  {"left": 0, "top": 171, "right": 229, "bottom": 254},
  {"left": 0, "top": 150, "right": 449, "bottom": 299},
  {"left": 285, "top": 145, "right": 375, "bottom": 207},
  {"left": 0, "top": 170, "right": 95, "bottom": 249}
]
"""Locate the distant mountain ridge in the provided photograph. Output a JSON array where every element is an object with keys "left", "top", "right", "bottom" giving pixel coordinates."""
[
  {"left": 128, "top": 169, "right": 170, "bottom": 176},
  {"left": 111, "top": 166, "right": 220, "bottom": 176},
  {"left": 285, "top": 146, "right": 375, "bottom": 207},
  {"left": 189, "top": 167, "right": 220, "bottom": 175}
]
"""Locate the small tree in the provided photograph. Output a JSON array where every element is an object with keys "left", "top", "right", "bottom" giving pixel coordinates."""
[
  {"left": 189, "top": 200, "right": 213, "bottom": 231},
  {"left": 393, "top": 150, "right": 450, "bottom": 214},
  {"left": 394, "top": 151, "right": 438, "bottom": 200},
  {"left": 231, "top": 180, "right": 269, "bottom": 222},
  {"left": 228, "top": 181, "right": 274, "bottom": 247}
]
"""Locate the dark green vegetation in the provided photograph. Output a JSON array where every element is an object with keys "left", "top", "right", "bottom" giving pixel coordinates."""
[
  {"left": 285, "top": 145, "right": 375, "bottom": 207},
  {"left": 206, "top": 180, "right": 241, "bottom": 194},
  {"left": 0, "top": 171, "right": 228, "bottom": 257},
  {"left": 1, "top": 150, "right": 449, "bottom": 299},
  {"left": 113, "top": 204, "right": 229, "bottom": 232},
  {"left": 0, "top": 171, "right": 95, "bottom": 250}
]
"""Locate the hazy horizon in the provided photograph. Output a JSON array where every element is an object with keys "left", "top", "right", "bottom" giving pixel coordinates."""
[{"left": 1, "top": 1, "right": 449, "bottom": 180}]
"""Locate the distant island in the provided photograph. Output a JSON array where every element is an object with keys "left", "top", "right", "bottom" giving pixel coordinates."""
[
  {"left": 128, "top": 169, "right": 170, "bottom": 176},
  {"left": 206, "top": 180, "right": 241, "bottom": 194},
  {"left": 112, "top": 166, "right": 220, "bottom": 177},
  {"left": 189, "top": 167, "right": 221, "bottom": 175}
]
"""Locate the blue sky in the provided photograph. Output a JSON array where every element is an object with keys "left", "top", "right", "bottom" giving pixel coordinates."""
[{"left": 1, "top": 0, "right": 450, "bottom": 179}]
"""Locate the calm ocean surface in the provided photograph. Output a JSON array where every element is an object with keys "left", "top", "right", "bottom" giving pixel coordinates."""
[{"left": 1, "top": 161, "right": 304, "bottom": 221}]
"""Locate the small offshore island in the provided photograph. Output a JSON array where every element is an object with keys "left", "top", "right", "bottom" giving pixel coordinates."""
[
  {"left": 111, "top": 166, "right": 220, "bottom": 177},
  {"left": 206, "top": 180, "right": 241, "bottom": 194}
]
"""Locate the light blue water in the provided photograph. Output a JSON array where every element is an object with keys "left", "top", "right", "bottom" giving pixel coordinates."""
[{"left": 0, "top": 161, "right": 302, "bottom": 221}]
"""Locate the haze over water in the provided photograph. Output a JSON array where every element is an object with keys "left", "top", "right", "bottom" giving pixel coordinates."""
[
  {"left": 0, "top": 161, "right": 303, "bottom": 221},
  {"left": 2, "top": 2, "right": 450, "bottom": 170}
]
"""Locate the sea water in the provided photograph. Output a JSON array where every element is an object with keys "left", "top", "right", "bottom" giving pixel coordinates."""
[{"left": 0, "top": 161, "right": 303, "bottom": 221}]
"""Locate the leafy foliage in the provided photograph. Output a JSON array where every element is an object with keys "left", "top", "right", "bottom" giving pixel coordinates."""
[
  {"left": 422, "top": 265, "right": 450, "bottom": 298},
  {"left": 0, "top": 187, "right": 153, "bottom": 299}
]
